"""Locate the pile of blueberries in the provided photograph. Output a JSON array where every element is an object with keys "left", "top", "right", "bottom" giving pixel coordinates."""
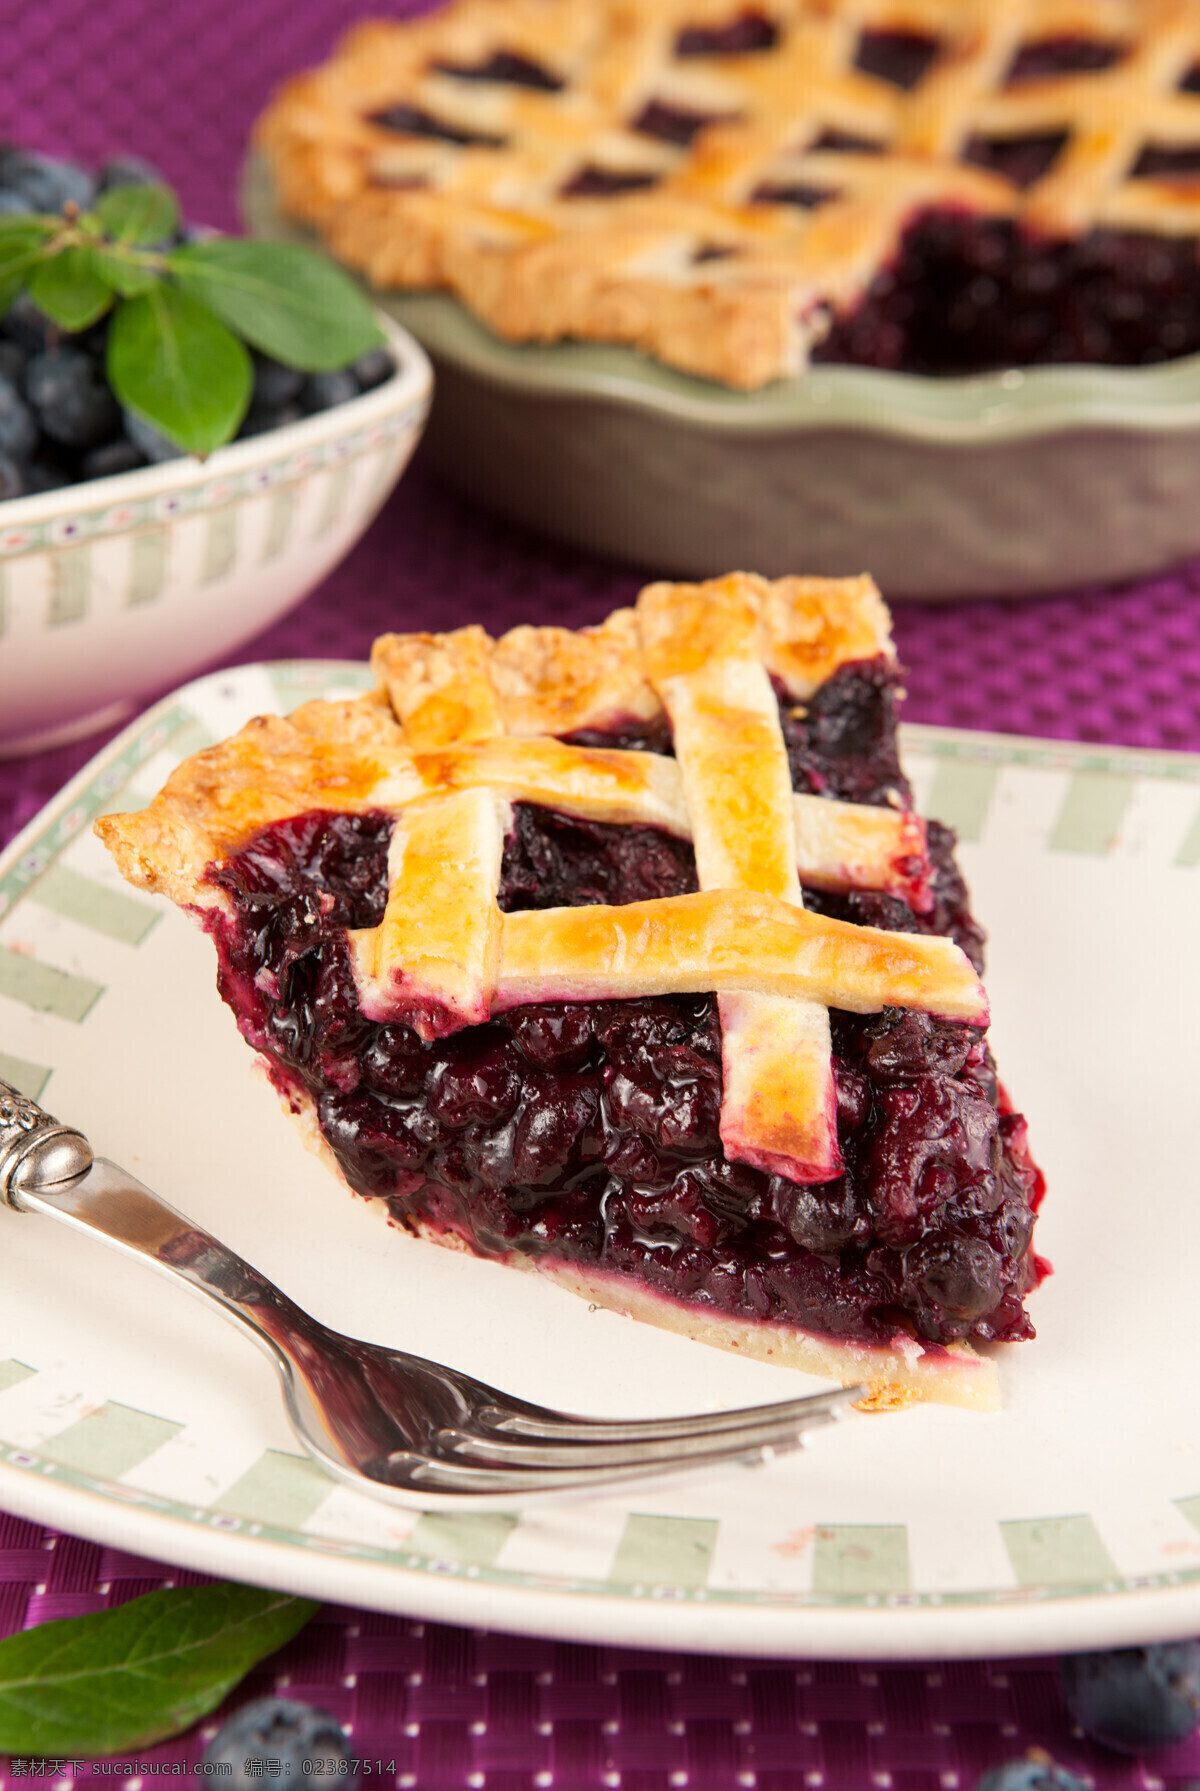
[
  {"left": 202, "top": 1643, "right": 1200, "bottom": 1789},
  {"left": 0, "top": 145, "right": 394, "bottom": 503}
]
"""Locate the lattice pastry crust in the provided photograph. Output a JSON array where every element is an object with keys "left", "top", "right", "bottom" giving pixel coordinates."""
[
  {"left": 98, "top": 573, "right": 1027, "bottom": 1408},
  {"left": 254, "top": 0, "right": 1200, "bottom": 385}
]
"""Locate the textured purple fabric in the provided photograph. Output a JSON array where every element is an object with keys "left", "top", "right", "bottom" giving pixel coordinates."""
[
  {"left": 3, "top": 1519, "right": 1200, "bottom": 1790},
  {"left": 5, "top": 0, "right": 430, "bottom": 241},
  {"left": 3, "top": 3, "right": 1200, "bottom": 1781}
]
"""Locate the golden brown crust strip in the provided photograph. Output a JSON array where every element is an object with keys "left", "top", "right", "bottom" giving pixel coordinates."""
[
  {"left": 253, "top": 0, "right": 1200, "bottom": 386},
  {"left": 97, "top": 573, "right": 899, "bottom": 907}
]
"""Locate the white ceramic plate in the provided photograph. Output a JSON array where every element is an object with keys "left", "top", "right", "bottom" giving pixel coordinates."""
[{"left": 1, "top": 663, "right": 1198, "bottom": 1660}]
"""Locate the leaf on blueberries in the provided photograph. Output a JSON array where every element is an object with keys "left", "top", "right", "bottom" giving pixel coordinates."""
[
  {"left": 0, "top": 215, "right": 57, "bottom": 238},
  {"left": 0, "top": 224, "right": 55, "bottom": 313},
  {"left": 96, "top": 181, "right": 180, "bottom": 247},
  {"left": 94, "top": 244, "right": 161, "bottom": 298},
  {"left": 27, "top": 246, "right": 115, "bottom": 331},
  {"left": 0, "top": 1583, "right": 317, "bottom": 1754},
  {"left": 170, "top": 238, "right": 383, "bottom": 370},
  {"left": 108, "top": 283, "right": 253, "bottom": 456}
]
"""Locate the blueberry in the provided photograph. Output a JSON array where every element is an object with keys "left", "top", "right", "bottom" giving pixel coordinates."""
[
  {"left": 1060, "top": 1640, "right": 1200, "bottom": 1753},
  {"left": 975, "top": 1758, "right": 1088, "bottom": 1791},
  {"left": 913, "top": 1234, "right": 1004, "bottom": 1320},
  {"left": 300, "top": 369, "right": 361, "bottom": 412},
  {"left": 98, "top": 153, "right": 166, "bottom": 191},
  {"left": 351, "top": 345, "right": 395, "bottom": 391},
  {"left": 122, "top": 408, "right": 182, "bottom": 464},
  {"left": 251, "top": 353, "right": 305, "bottom": 409},
  {"left": 80, "top": 437, "right": 147, "bottom": 481},
  {"left": 24, "top": 457, "right": 70, "bottom": 494},
  {"left": 201, "top": 1696, "right": 358, "bottom": 1790},
  {"left": 238, "top": 400, "right": 305, "bottom": 439},
  {"left": 0, "top": 147, "right": 93, "bottom": 213},
  {"left": 0, "top": 341, "right": 27, "bottom": 385},
  {"left": 24, "top": 346, "right": 119, "bottom": 448},
  {"left": 0, "top": 453, "right": 26, "bottom": 500},
  {"left": 3, "top": 292, "right": 52, "bottom": 354},
  {"left": 0, "top": 374, "right": 37, "bottom": 459}
]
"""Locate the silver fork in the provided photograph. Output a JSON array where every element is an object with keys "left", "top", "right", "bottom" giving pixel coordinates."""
[{"left": 0, "top": 1078, "right": 863, "bottom": 1510}]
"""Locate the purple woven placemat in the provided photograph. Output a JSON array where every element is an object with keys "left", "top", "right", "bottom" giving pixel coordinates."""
[
  {"left": 3, "top": 1516, "right": 1200, "bottom": 1791},
  {"left": 5, "top": 2, "right": 1200, "bottom": 1781}
]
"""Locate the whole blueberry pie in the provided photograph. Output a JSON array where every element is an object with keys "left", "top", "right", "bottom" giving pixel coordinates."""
[
  {"left": 96, "top": 573, "right": 1045, "bottom": 1406},
  {"left": 254, "top": 0, "right": 1200, "bottom": 386}
]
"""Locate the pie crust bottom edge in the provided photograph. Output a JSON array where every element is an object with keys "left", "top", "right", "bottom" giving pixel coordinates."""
[{"left": 275, "top": 1068, "right": 1001, "bottom": 1415}]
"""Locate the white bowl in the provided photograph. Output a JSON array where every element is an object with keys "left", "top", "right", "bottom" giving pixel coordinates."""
[{"left": 0, "top": 313, "right": 432, "bottom": 756}]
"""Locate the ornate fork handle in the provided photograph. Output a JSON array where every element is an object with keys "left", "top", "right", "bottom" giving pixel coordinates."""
[
  {"left": 0, "top": 1075, "right": 443, "bottom": 1466},
  {"left": 0, "top": 1076, "right": 94, "bottom": 1204},
  {"left": 0, "top": 1074, "right": 314, "bottom": 1371}
]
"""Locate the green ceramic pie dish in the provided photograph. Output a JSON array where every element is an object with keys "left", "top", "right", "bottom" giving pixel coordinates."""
[{"left": 243, "top": 153, "right": 1200, "bottom": 600}]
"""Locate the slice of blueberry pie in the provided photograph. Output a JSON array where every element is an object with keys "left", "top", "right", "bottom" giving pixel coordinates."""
[
  {"left": 254, "top": 0, "right": 1200, "bottom": 386},
  {"left": 96, "top": 573, "right": 1045, "bottom": 1407}
]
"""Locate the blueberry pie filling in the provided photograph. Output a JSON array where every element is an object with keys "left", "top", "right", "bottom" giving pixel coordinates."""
[
  {"left": 256, "top": 0, "right": 1200, "bottom": 387},
  {"left": 97, "top": 574, "right": 1044, "bottom": 1405}
]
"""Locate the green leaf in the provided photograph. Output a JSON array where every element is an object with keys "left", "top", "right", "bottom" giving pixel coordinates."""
[
  {"left": 108, "top": 282, "right": 253, "bottom": 456},
  {"left": 27, "top": 245, "right": 115, "bottom": 331},
  {"left": 0, "top": 214, "right": 57, "bottom": 238},
  {"left": 0, "top": 224, "right": 55, "bottom": 312},
  {"left": 94, "top": 243, "right": 162, "bottom": 297},
  {"left": 0, "top": 1584, "right": 316, "bottom": 1754},
  {"left": 96, "top": 181, "right": 180, "bottom": 246},
  {"left": 170, "top": 238, "right": 383, "bottom": 371}
]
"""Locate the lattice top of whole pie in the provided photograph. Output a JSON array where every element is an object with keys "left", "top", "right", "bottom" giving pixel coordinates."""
[
  {"left": 97, "top": 571, "right": 987, "bottom": 1186},
  {"left": 254, "top": 0, "right": 1200, "bottom": 385}
]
